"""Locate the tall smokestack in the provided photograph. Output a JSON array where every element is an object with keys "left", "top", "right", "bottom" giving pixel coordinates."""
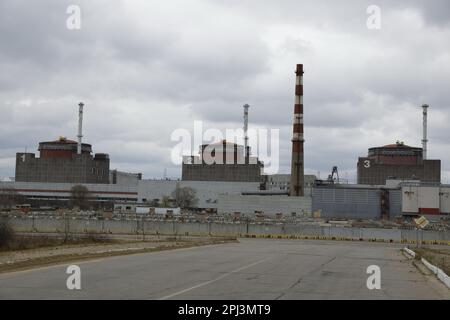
[
  {"left": 290, "top": 64, "right": 304, "bottom": 197},
  {"left": 77, "top": 102, "right": 84, "bottom": 155},
  {"left": 243, "top": 104, "right": 249, "bottom": 161},
  {"left": 422, "top": 104, "right": 429, "bottom": 160}
]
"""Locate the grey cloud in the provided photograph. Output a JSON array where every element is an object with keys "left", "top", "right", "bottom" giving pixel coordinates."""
[{"left": 0, "top": 0, "right": 449, "bottom": 183}]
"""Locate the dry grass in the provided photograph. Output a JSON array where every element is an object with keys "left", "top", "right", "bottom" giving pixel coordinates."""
[
  {"left": 414, "top": 247, "right": 450, "bottom": 276},
  {"left": 0, "top": 220, "right": 114, "bottom": 252},
  {"left": 0, "top": 236, "right": 115, "bottom": 252},
  {"left": 0, "top": 237, "right": 238, "bottom": 274}
]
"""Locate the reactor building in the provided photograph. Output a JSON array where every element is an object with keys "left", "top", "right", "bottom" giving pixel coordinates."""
[
  {"left": 182, "top": 104, "right": 264, "bottom": 183},
  {"left": 15, "top": 103, "right": 110, "bottom": 184},
  {"left": 357, "top": 104, "right": 441, "bottom": 185},
  {"left": 357, "top": 141, "right": 440, "bottom": 185},
  {"left": 182, "top": 139, "right": 263, "bottom": 182}
]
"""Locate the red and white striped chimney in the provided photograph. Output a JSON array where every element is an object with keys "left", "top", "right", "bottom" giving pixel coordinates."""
[{"left": 290, "top": 64, "right": 304, "bottom": 196}]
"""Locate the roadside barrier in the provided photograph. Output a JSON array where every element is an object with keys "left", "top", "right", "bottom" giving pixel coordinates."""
[
  {"left": 421, "top": 257, "right": 450, "bottom": 289},
  {"left": 402, "top": 247, "right": 416, "bottom": 258},
  {"left": 401, "top": 247, "right": 450, "bottom": 289}
]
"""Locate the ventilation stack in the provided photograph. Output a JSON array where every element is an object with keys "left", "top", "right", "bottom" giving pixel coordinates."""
[
  {"left": 290, "top": 64, "right": 305, "bottom": 196},
  {"left": 422, "top": 104, "right": 429, "bottom": 160},
  {"left": 243, "top": 104, "right": 250, "bottom": 162},
  {"left": 77, "top": 102, "right": 84, "bottom": 155}
]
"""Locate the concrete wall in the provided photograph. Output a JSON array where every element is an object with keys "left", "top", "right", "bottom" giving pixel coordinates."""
[
  {"left": 138, "top": 180, "right": 260, "bottom": 209},
  {"left": 217, "top": 195, "right": 312, "bottom": 216},
  {"left": 182, "top": 163, "right": 262, "bottom": 182},
  {"left": 6, "top": 217, "right": 450, "bottom": 242}
]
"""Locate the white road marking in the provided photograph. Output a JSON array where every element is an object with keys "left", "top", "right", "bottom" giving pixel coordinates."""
[{"left": 158, "top": 257, "right": 271, "bottom": 300}]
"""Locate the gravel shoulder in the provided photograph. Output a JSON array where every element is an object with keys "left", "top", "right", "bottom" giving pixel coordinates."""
[{"left": 0, "top": 235, "right": 237, "bottom": 274}]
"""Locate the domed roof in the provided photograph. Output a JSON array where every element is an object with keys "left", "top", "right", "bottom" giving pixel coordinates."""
[
  {"left": 39, "top": 136, "right": 91, "bottom": 146},
  {"left": 51, "top": 137, "right": 77, "bottom": 144},
  {"left": 203, "top": 140, "right": 242, "bottom": 147},
  {"left": 383, "top": 143, "right": 411, "bottom": 148},
  {"left": 38, "top": 137, "right": 92, "bottom": 153}
]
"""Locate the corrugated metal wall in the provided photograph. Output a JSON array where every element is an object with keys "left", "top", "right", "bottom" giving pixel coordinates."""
[
  {"left": 389, "top": 189, "right": 402, "bottom": 217},
  {"left": 312, "top": 186, "right": 403, "bottom": 219},
  {"left": 312, "top": 187, "right": 381, "bottom": 219}
]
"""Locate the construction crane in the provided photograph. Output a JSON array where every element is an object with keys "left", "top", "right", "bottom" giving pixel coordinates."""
[
  {"left": 314, "top": 166, "right": 344, "bottom": 186},
  {"left": 327, "top": 166, "right": 339, "bottom": 184}
]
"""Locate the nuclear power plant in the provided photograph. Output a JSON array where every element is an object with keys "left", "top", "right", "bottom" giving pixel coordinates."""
[
  {"left": 357, "top": 142, "right": 441, "bottom": 185},
  {"left": 0, "top": 64, "right": 448, "bottom": 219},
  {"left": 15, "top": 103, "right": 111, "bottom": 184},
  {"left": 182, "top": 104, "right": 263, "bottom": 183},
  {"left": 182, "top": 139, "right": 263, "bottom": 182}
]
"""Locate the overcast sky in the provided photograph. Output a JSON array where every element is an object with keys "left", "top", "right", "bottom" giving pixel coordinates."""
[{"left": 0, "top": 0, "right": 449, "bottom": 182}]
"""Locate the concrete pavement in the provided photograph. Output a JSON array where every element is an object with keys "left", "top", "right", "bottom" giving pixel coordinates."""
[{"left": 0, "top": 239, "right": 448, "bottom": 299}]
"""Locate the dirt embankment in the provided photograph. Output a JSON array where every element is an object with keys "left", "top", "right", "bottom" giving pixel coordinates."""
[{"left": 0, "top": 234, "right": 237, "bottom": 274}]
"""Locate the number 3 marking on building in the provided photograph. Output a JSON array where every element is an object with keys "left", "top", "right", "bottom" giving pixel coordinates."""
[{"left": 364, "top": 160, "right": 371, "bottom": 168}]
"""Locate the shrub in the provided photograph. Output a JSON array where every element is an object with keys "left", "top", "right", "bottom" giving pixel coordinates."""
[{"left": 0, "top": 220, "right": 15, "bottom": 249}]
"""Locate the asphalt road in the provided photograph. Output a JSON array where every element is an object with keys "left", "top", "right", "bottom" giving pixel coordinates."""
[{"left": 0, "top": 239, "right": 448, "bottom": 299}]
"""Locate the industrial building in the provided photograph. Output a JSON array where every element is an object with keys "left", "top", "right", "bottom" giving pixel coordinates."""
[
  {"left": 357, "top": 104, "right": 441, "bottom": 185},
  {"left": 15, "top": 103, "right": 111, "bottom": 184},
  {"left": 3, "top": 65, "right": 448, "bottom": 221},
  {"left": 182, "top": 140, "right": 263, "bottom": 182},
  {"left": 138, "top": 180, "right": 260, "bottom": 209},
  {"left": 357, "top": 141, "right": 441, "bottom": 185},
  {"left": 3, "top": 178, "right": 450, "bottom": 219},
  {"left": 0, "top": 179, "right": 258, "bottom": 211},
  {"left": 217, "top": 194, "right": 312, "bottom": 216},
  {"left": 311, "top": 180, "right": 450, "bottom": 220},
  {"left": 15, "top": 137, "right": 110, "bottom": 184},
  {"left": 312, "top": 183, "right": 401, "bottom": 220},
  {"left": 214, "top": 64, "right": 312, "bottom": 215},
  {"left": 0, "top": 181, "right": 138, "bottom": 208},
  {"left": 182, "top": 104, "right": 264, "bottom": 183},
  {"left": 401, "top": 182, "right": 450, "bottom": 216},
  {"left": 110, "top": 170, "right": 142, "bottom": 186},
  {"left": 262, "top": 174, "right": 316, "bottom": 193}
]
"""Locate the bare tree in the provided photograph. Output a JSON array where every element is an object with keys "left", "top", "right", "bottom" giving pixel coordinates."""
[
  {"left": 171, "top": 185, "right": 198, "bottom": 209},
  {"left": 161, "top": 196, "right": 171, "bottom": 208},
  {"left": 70, "top": 185, "right": 90, "bottom": 210}
]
